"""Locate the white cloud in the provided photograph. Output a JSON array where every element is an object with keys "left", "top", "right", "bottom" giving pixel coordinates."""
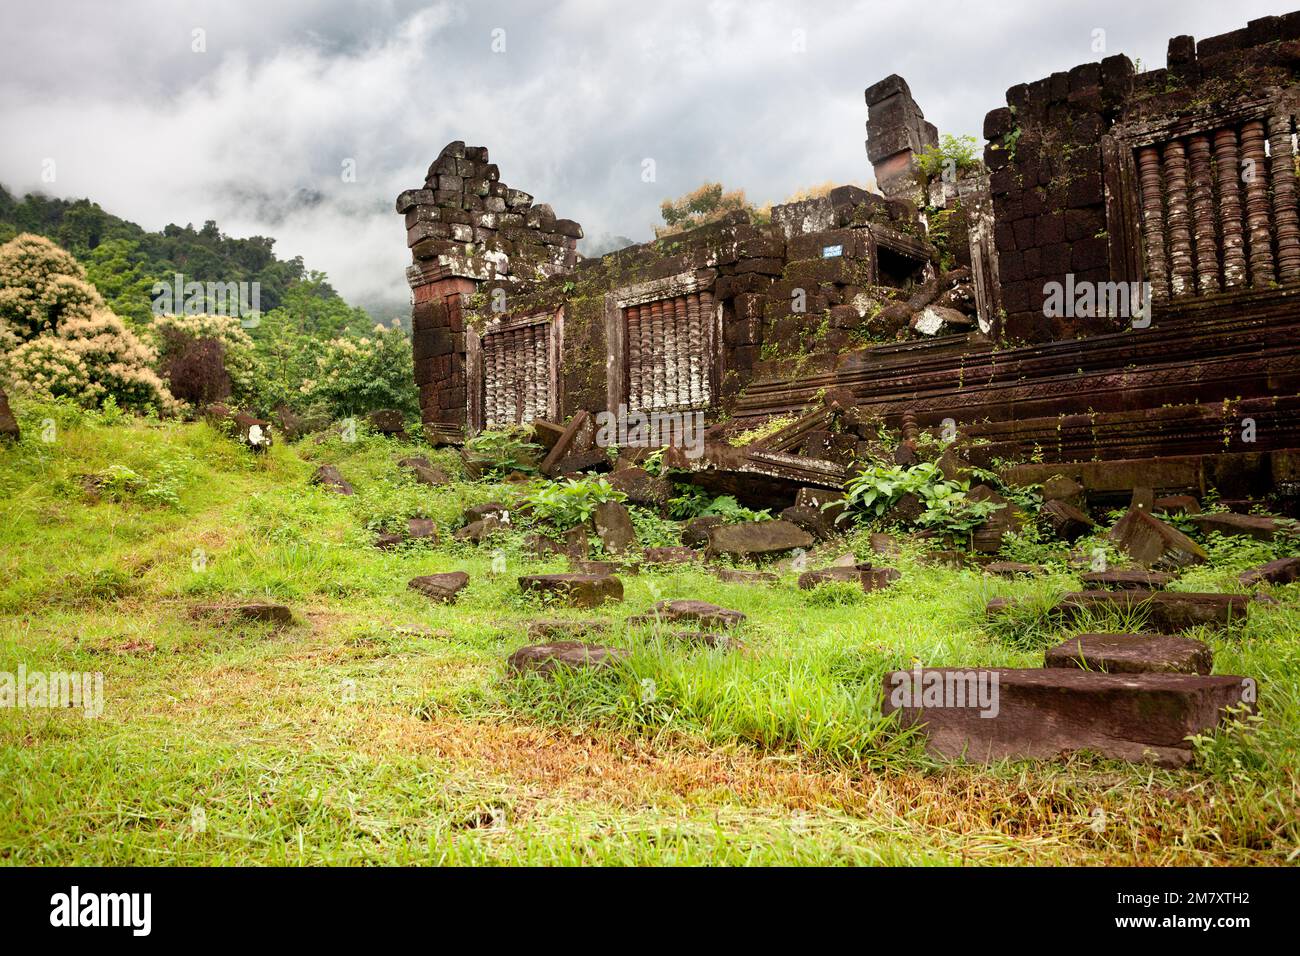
[{"left": 1, "top": 0, "right": 1292, "bottom": 310}]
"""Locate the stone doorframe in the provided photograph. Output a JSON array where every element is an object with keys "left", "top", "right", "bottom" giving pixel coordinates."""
[
  {"left": 465, "top": 306, "right": 564, "bottom": 435},
  {"left": 602, "top": 268, "right": 719, "bottom": 417}
]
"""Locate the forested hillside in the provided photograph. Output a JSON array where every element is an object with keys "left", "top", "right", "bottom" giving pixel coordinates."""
[{"left": 0, "top": 184, "right": 370, "bottom": 333}]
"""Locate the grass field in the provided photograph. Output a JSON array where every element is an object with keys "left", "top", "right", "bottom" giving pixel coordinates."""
[{"left": 1, "top": 402, "right": 1297, "bottom": 866}]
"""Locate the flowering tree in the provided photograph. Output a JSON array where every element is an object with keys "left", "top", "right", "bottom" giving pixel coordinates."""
[
  {"left": 0, "top": 233, "right": 102, "bottom": 343},
  {"left": 0, "top": 234, "right": 176, "bottom": 414}
]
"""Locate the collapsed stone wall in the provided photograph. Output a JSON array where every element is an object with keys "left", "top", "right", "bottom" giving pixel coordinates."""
[
  {"left": 456, "top": 186, "right": 983, "bottom": 430},
  {"left": 983, "top": 14, "right": 1300, "bottom": 343},
  {"left": 396, "top": 141, "right": 583, "bottom": 441},
  {"left": 394, "top": 11, "right": 1300, "bottom": 494},
  {"left": 396, "top": 139, "right": 986, "bottom": 438}
]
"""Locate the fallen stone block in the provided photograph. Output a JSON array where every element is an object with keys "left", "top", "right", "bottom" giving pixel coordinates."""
[
  {"left": 713, "top": 567, "right": 778, "bottom": 584},
  {"left": 798, "top": 565, "right": 865, "bottom": 589},
  {"left": 518, "top": 573, "right": 623, "bottom": 607},
  {"left": 881, "top": 667, "right": 1254, "bottom": 766},
  {"left": 1109, "top": 507, "right": 1207, "bottom": 568},
  {"left": 985, "top": 597, "right": 1016, "bottom": 616},
  {"left": 408, "top": 571, "right": 469, "bottom": 604},
  {"left": 507, "top": 641, "right": 629, "bottom": 677},
  {"left": 607, "top": 467, "right": 671, "bottom": 507},
  {"left": 0, "top": 387, "right": 19, "bottom": 442},
  {"left": 1045, "top": 632, "right": 1213, "bottom": 675},
  {"left": 1079, "top": 569, "right": 1175, "bottom": 590},
  {"left": 455, "top": 515, "right": 507, "bottom": 544},
  {"left": 592, "top": 500, "right": 636, "bottom": 555},
  {"left": 368, "top": 408, "right": 407, "bottom": 437},
  {"left": 705, "top": 519, "right": 813, "bottom": 561},
  {"left": 555, "top": 448, "right": 613, "bottom": 475},
  {"left": 540, "top": 410, "right": 591, "bottom": 477},
  {"left": 1239, "top": 557, "right": 1300, "bottom": 587},
  {"left": 205, "top": 403, "right": 272, "bottom": 452},
  {"left": 869, "top": 532, "right": 900, "bottom": 556},
  {"left": 398, "top": 456, "right": 450, "bottom": 486},
  {"left": 1154, "top": 494, "right": 1201, "bottom": 516},
  {"left": 779, "top": 505, "right": 838, "bottom": 540},
  {"left": 642, "top": 546, "right": 701, "bottom": 565},
  {"left": 966, "top": 485, "right": 1024, "bottom": 553},
  {"left": 464, "top": 501, "right": 509, "bottom": 522},
  {"left": 861, "top": 567, "right": 901, "bottom": 591},
  {"left": 983, "top": 561, "right": 1041, "bottom": 577},
  {"left": 1041, "top": 499, "right": 1096, "bottom": 542},
  {"left": 310, "top": 464, "right": 354, "bottom": 495},
  {"left": 682, "top": 515, "right": 725, "bottom": 548},
  {"left": 1040, "top": 475, "right": 1084, "bottom": 506},
  {"left": 376, "top": 517, "right": 438, "bottom": 550},
  {"left": 1188, "top": 512, "right": 1285, "bottom": 542},
  {"left": 643, "top": 599, "right": 746, "bottom": 628},
  {"left": 190, "top": 602, "right": 292, "bottom": 626},
  {"left": 795, "top": 486, "right": 846, "bottom": 523},
  {"left": 569, "top": 559, "right": 637, "bottom": 576},
  {"left": 1056, "top": 590, "right": 1249, "bottom": 631},
  {"left": 525, "top": 619, "right": 609, "bottom": 642}
]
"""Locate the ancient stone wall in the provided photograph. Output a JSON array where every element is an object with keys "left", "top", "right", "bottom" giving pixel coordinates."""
[
  {"left": 396, "top": 141, "right": 582, "bottom": 441},
  {"left": 398, "top": 147, "right": 977, "bottom": 437},
  {"left": 983, "top": 14, "right": 1300, "bottom": 343}
]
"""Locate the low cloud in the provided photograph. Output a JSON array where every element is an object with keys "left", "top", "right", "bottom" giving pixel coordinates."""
[{"left": 1, "top": 0, "right": 1291, "bottom": 310}]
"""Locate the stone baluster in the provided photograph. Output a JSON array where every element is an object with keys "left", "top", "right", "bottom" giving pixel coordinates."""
[
  {"left": 1268, "top": 114, "right": 1300, "bottom": 282},
  {"left": 1137, "top": 146, "right": 1169, "bottom": 301}
]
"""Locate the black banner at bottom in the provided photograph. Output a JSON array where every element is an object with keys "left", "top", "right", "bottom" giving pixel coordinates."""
[{"left": 0, "top": 866, "right": 1289, "bottom": 942}]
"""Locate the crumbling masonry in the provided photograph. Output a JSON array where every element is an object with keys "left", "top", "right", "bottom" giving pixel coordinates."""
[{"left": 397, "top": 12, "right": 1300, "bottom": 509}]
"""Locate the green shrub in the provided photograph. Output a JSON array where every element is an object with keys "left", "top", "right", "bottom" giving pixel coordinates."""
[
  {"left": 464, "top": 428, "right": 543, "bottom": 479},
  {"left": 522, "top": 477, "right": 626, "bottom": 529},
  {"left": 666, "top": 485, "right": 771, "bottom": 522},
  {"left": 297, "top": 323, "right": 418, "bottom": 419}
]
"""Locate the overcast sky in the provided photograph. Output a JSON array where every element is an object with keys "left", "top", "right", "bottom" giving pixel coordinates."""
[{"left": 1, "top": 0, "right": 1293, "bottom": 312}]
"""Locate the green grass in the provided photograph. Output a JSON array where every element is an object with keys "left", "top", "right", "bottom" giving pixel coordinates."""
[{"left": 1, "top": 402, "right": 1298, "bottom": 865}]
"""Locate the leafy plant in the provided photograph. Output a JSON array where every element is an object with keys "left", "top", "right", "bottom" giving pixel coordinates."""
[
  {"left": 916, "top": 134, "right": 982, "bottom": 179},
  {"left": 667, "top": 484, "right": 771, "bottom": 522},
  {"left": 464, "top": 428, "right": 543, "bottom": 479},
  {"left": 838, "top": 462, "right": 1002, "bottom": 547},
  {"left": 522, "top": 477, "right": 626, "bottom": 529}
]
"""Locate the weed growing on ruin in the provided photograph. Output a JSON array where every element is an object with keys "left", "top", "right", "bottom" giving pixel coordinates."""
[{"left": 522, "top": 476, "right": 625, "bottom": 528}]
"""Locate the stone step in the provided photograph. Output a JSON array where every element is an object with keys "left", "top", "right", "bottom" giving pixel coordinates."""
[
  {"left": 1044, "top": 632, "right": 1212, "bottom": 675},
  {"left": 881, "top": 668, "right": 1253, "bottom": 766},
  {"left": 1055, "top": 590, "right": 1249, "bottom": 631},
  {"left": 1079, "top": 569, "right": 1175, "bottom": 589}
]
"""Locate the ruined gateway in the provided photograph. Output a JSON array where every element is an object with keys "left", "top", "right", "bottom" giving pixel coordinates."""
[{"left": 396, "top": 13, "right": 1300, "bottom": 510}]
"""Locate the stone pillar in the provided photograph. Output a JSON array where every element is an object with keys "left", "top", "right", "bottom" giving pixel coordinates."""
[{"left": 865, "top": 74, "right": 938, "bottom": 206}]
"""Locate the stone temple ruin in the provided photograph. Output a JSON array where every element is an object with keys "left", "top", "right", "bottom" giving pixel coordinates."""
[
  {"left": 389, "top": 12, "right": 1300, "bottom": 765},
  {"left": 397, "top": 13, "right": 1300, "bottom": 517}
]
